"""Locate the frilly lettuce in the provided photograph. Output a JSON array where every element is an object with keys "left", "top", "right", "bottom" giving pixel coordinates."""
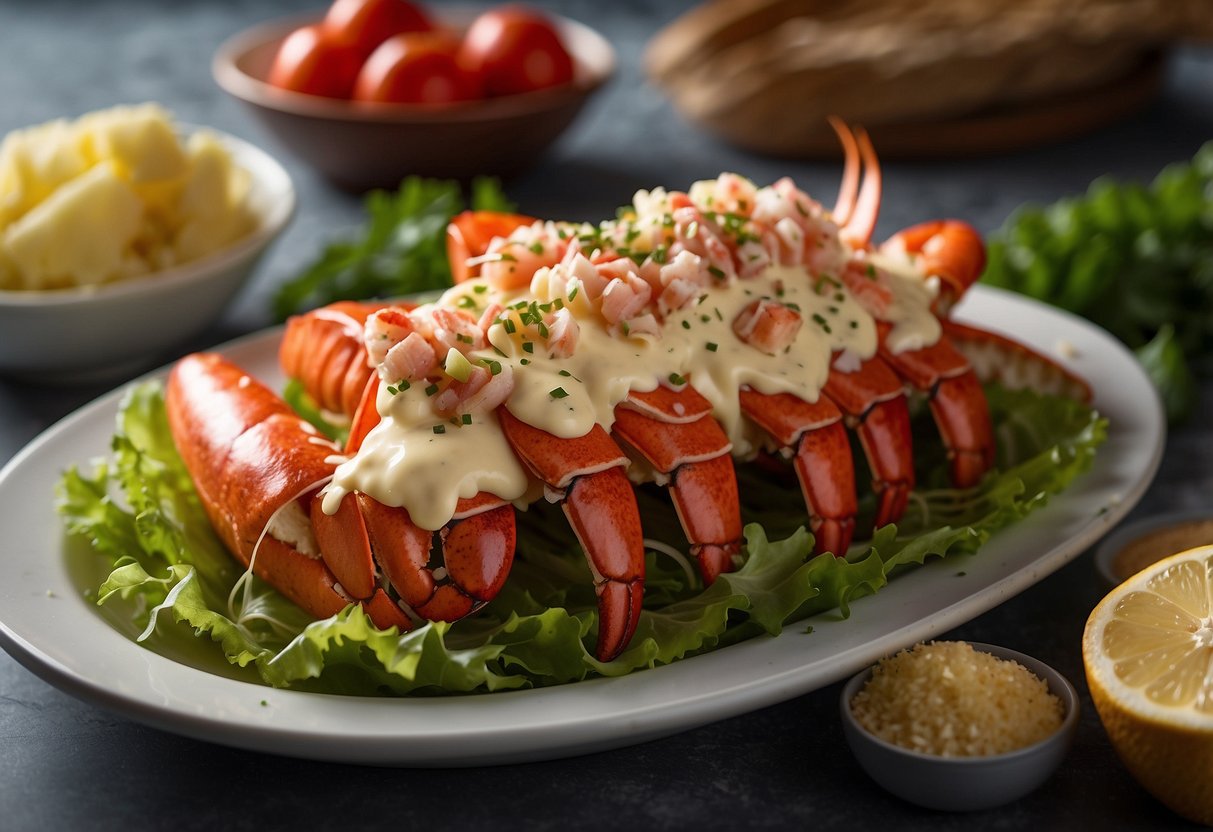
[{"left": 55, "top": 382, "right": 1104, "bottom": 695}]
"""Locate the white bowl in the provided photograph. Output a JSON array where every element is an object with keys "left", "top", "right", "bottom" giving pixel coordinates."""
[{"left": 0, "top": 128, "right": 294, "bottom": 382}]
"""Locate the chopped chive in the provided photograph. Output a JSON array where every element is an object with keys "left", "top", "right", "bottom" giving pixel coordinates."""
[
  {"left": 714, "top": 307, "right": 723, "bottom": 321},
  {"left": 708, "top": 266, "right": 725, "bottom": 280},
  {"left": 812, "top": 313, "right": 827, "bottom": 325},
  {"left": 493, "top": 345, "right": 507, "bottom": 357},
  {"left": 701, "top": 314, "right": 711, "bottom": 323},
  {"left": 849, "top": 320, "right": 859, "bottom": 329},
  {"left": 456, "top": 296, "right": 476, "bottom": 309},
  {"left": 529, "top": 242, "right": 545, "bottom": 254},
  {"left": 486, "top": 359, "right": 502, "bottom": 375},
  {"left": 456, "top": 333, "right": 474, "bottom": 344},
  {"left": 706, "top": 342, "right": 718, "bottom": 352},
  {"left": 473, "top": 284, "right": 487, "bottom": 294},
  {"left": 621, "top": 321, "right": 631, "bottom": 335},
  {"left": 425, "top": 383, "right": 439, "bottom": 396},
  {"left": 522, "top": 341, "right": 534, "bottom": 353},
  {"left": 386, "top": 385, "right": 398, "bottom": 395},
  {"left": 784, "top": 302, "right": 801, "bottom": 312},
  {"left": 461, "top": 414, "right": 473, "bottom": 425},
  {"left": 503, "top": 318, "right": 517, "bottom": 334},
  {"left": 698, "top": 293, "right": 709, "bottom": 305},
  {"left": 567, "top": 285, "right": 579, "bottom": 301},
  {"left": 520, "top": 358, "right": 530, "bottom": 365},
  {"left": 537, "top": 322, "right": 549, "bottom": 338},
  {"left": 681, "top": 320, "right": 692, "bottom": 330},
  {"left": 399, "top": 379, "right": 411, "bottom": 391},
  {"left": 549, "top": 387, "right": 569, "bottom": 399},
  {"left": 668, "top": 372, "right": 687, "bottom": 386},
  {"left": 866, "top": 263, "right": 877, "bottom": 278},
  {"left": 499, "top": 252, "right": 517, "bottom": 262},
  {"left": 558, "top": 369, "right": 572, "bottom": 377},
  {"left": 432, "top": 425, "right": 446, "bottom": 434}
]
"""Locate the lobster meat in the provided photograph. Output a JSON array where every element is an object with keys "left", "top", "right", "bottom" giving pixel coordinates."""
[{"left": 166, "top": 125, "right": 1089, "bottom": 662}]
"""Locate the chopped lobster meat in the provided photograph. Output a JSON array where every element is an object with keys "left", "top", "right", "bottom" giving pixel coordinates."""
[
  {"left": 545, "top": 308, "right": 579, "bottom": 358},
  {"left": 431, "top": 308, "right": 485, "bottom": 354},
  {"left": 600, "top": 271, "right": 653, "bottom": 325},
  {"left": 733, "top": 299, "right": 802, "bottom": 355},
  {"left": 433, "top": 364, "right": 515, "bottom": 417},
  {"left": 480, "top": 222, "right": 565, "bottom": 290},
  {"left": 363, "top": 306, "right": 416, "bottom": 367},
  {"left": 382, "top": 332, "right": 437, "bottom": 383}
]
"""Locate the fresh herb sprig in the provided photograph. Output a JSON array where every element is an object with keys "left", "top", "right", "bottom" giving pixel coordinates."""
[
  {"left": 982, "top": 142, "right": 1213, "bottom": 423},
  {"left": 272, "top": 176, "right": 514, "bottom": 320}
]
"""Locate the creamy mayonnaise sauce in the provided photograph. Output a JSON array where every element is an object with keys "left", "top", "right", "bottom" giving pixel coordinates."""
[{"left": 323, "top": 197, "right": 944, "bottom": 532}]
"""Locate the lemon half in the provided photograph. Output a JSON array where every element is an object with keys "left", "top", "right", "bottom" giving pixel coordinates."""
[{"left": 1083, "top": 544, "right": 1213, "bottom": 824}]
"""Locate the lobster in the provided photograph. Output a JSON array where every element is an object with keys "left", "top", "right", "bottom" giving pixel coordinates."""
[{"left": 166, "top": 125, "right": 1089, "bottom": 662}]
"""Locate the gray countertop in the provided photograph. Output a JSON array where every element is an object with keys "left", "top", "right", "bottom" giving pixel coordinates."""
[{"left": 1, "top": 1, "right": 1211, "bottom": 828}]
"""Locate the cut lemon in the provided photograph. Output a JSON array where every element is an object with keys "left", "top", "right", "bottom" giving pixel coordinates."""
[{"left": 1083, "top": 544, "right": 1213, "bottom": 825}]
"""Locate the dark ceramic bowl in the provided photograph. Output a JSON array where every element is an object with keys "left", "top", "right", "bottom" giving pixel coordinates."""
[
  {"left": 840, "top": 642, "right": 1079, "bottom": 812},
  {"left": 212, "top": 8, "right": 615, "bottom": 191}
]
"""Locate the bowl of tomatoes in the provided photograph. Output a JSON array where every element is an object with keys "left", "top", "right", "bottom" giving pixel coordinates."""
[{"left": 213, "top": 0, "right": 615, "bottom": 190}]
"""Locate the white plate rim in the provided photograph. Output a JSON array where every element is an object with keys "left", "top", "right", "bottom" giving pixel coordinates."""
[{"left": 0, "top": 285, "right": 1164, "bottom": 766}]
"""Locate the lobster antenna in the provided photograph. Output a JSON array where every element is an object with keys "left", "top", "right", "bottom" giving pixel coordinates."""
[
  {"left": 828, "top": 116, "right": 860, "bottom": 225},
  {"left": 842, "top": 126, "right": 882, "bottom": 246}
]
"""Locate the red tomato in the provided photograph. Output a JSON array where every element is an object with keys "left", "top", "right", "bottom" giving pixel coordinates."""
[
  {"left": 459, "top": 7, "right": 574, "bottom": 97},
  {"left": 268, "top": 24, "right": 364, "bottom": 98},
  {"left": 353, "top": 33, "right": 483, "bottom": 105},
  {"left": 323, "top": 0, "right": 433, "bottom": 56}
]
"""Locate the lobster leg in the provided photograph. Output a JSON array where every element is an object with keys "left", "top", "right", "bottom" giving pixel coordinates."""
[
  {"left": 738, "top": 389, "right": 858, "bottom": 556},
  {"left": 612, "top": 385, "right": 743, "bottom": 584},
  {"left": 310, "top": 373, "right": 518, "bottom": 622},
  {"left": 821, "top": 354, "right": 915, "bottom": 528},
  {"left": 498, "top": 409, "right": 645, "bottom": 662},
  {"left": 345, "top": 494, "right": 516, "bottom": 621},
  {"left": 877, "top": 322, "right": 995, "bottom": 489}
]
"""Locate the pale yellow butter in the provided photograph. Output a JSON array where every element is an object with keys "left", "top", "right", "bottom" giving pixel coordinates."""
[{"left": 0, "top": 104, "right": 254, "bottom": 291}]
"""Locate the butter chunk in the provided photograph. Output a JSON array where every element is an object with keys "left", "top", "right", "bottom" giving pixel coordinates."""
[
  {"left": 0, "top": 120, "right": 90, "bottom": 226},
  {"left": 79, "top": 103, "right": 189, "bottom": 184},
  {"left": 2, "top": 160, "right": 143, "bottom": 289}
]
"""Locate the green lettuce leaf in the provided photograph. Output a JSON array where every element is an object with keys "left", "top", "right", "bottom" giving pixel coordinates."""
[{"left": 56, "top": 380, "right": 1105, "bottom": 694}]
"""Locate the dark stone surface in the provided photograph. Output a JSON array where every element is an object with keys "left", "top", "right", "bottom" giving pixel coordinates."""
[{"left": 0, "top": 1, "right": 1210, "bottom": 829}]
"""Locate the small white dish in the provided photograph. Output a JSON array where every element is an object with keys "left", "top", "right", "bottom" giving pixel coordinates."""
[
  {"left": 0, "top": 127, "right": 294, "bottom": 383},
  {"left": 1093, "top": 510, "right": 1213, "bottom": 588},
  {"left": 841, "top": 642, "right": 1080, "bottom": 811}
]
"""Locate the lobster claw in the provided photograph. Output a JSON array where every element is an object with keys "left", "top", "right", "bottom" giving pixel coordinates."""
[{"left": 498, "top": 409, "right": 646, "bottom": 662}]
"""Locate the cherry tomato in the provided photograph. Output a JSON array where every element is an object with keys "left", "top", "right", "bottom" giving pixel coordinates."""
[
  {"left": 268, "top": 24, "right": 363, "bottom": 98},
  {"left": 323, "top": 0, "right": 433, "bottom": 57},
  {"left": 353, "top": 33, "right": 483, "bottom": 105},
  {"left": 458, "top": 7, "right": 574, "bottom": 97}
]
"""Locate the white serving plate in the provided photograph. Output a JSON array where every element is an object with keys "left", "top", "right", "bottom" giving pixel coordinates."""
[{"left": 0, "top": 286, "right": 1164, "bottom": 766}]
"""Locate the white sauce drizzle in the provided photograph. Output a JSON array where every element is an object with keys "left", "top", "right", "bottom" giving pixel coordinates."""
[{"left": 324, "top": 237, "right": 943, "bottom": 532}]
